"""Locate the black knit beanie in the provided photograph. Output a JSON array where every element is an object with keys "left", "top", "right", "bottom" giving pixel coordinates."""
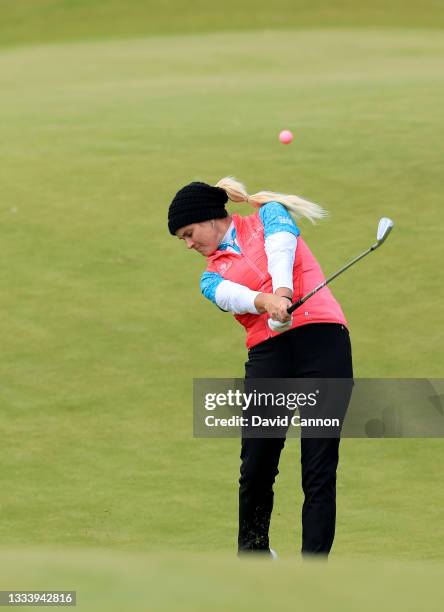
[{"left": 168, "top": 181, "right": 228, "bottom": 235}]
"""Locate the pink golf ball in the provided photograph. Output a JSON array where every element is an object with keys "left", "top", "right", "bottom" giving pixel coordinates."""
[{"left": 279, "top": 129, "right": 293, "bottom": 145}]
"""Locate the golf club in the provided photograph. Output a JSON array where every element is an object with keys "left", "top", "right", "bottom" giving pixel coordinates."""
[{"left": 268, "top": 217, "right": 394, "bottom": 332}]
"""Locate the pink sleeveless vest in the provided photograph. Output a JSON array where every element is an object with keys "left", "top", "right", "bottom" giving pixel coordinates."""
[{"left": 206, "top": 212, "right": 348, "bottom": 349}]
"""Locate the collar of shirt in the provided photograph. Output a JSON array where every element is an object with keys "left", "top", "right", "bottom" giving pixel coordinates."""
[{"left": 217, "top": 221, "right": 241, "bottom": 254}]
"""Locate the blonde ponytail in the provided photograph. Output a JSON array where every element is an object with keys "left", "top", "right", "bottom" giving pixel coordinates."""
[{"left": 215, "top": 176, "right": 327, "bottom": 224}]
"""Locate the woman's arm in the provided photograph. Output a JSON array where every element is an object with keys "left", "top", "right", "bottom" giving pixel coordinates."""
[
  {"left": 201, "top": 271, "right": 259, "bottom": 314},
  {"left": 200, "top": 272, "right": 290, "bottom": 321},
  {"left": 264, "top": 231, "right": 297, "bottom": 299},
  {"left": 259, "top": 201, "right": 300, "bottom": 300}
]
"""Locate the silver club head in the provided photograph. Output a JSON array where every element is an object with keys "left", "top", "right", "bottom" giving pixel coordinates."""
[{"left": 376, "top": 217, "right": 394, "bottom": 245}]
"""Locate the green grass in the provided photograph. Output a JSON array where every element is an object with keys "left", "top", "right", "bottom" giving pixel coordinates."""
[
  {"left": 0, "top": 2, "right": 443, "bottom": 604},
  {"left": 0, "top": 548, "right": 443, "bottom": 611},
  {"left": 1, "top": 1, "right": 444, "bottom": 48},
  {"left": 0, "top": 549, "right": 443, "bottom": 612}
]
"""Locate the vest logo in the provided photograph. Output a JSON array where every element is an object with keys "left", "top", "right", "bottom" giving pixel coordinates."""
[
  {"left": 244, "top": 224, "right": 262, "bottom": 246},
  {"left": 219, "top": 261, "right": 232, "bottom": 275}
]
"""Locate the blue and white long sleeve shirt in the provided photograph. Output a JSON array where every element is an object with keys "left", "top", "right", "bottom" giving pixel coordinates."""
[{"left": 200, "top": 202, "right": 300, "bottom": 314}]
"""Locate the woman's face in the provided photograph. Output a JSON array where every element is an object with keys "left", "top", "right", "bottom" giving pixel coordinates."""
[{"left": 176, "top": 221, "right": 219, "bottom": 256}]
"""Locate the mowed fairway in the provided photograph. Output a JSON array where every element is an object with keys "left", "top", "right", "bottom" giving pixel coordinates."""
[
  {"left": 0, "top": 9, "right": 444, "bottom": 608},
  {"left": 0, "top": 549, "right": 443, "bottom": 611}
]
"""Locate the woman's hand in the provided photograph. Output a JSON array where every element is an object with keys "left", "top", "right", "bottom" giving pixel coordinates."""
[{"left": 254, "top": 293, "right": 292, "bottom": 323}]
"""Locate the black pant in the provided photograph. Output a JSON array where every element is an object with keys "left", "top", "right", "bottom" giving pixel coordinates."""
[{"left": 238, "top": 323, "right": 353, "bottom": 556}]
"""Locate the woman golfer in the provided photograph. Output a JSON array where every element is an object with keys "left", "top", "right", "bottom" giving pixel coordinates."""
[{"left": 168, "top": 177, "right": 353, "bottom": 558}]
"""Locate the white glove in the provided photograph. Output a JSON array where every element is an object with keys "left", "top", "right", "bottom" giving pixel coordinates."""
[{"left": 267, "top": 317, "right": 292, "bottom": 333}]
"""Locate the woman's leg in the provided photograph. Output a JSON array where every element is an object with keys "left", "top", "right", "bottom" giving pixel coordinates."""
[
  {"left": 238, "top": 335, "right": 292, "bottom": 555},
  {"left": 238, "top": 436, "right": 285, "bottom": 553},
  {"left": 289, "top": 324, "right": 353, "bottom": 556},
  {"left": 300, "top": 437, "right": 340, "bottom": 555}
]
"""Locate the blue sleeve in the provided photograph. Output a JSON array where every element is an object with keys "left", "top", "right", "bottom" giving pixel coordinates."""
[
  {"left": 259, "top": 201, "right": 300, "bottom": 240},
  {"left": 200, "top": 271, "right": 225, "bottom": 305}
]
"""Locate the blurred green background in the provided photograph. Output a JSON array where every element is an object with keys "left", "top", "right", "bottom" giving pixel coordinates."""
[
  {"left": 0, "top": 1, "right": 443, "bottom": 609},
  {"left": 1, "top": 0, "right": 444, "bottom": 47}
]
